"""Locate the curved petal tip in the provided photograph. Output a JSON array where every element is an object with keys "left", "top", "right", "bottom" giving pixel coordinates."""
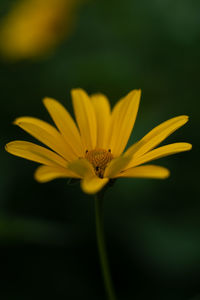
[{"left": 81, "top": 176, "right": 109, "bottom": 194}]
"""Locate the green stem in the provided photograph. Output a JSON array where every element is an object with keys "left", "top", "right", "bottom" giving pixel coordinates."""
[{"left": 95, "top": 194, "right": 117, "bottom": 300}]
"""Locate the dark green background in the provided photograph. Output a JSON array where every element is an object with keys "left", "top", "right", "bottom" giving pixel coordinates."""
[{"left": 0, "top": 0, "right": 199, "bottom": 299}]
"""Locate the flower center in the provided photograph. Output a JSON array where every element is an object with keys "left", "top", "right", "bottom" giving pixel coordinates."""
[{"left": 85, "top": 149, "right": 113, "bottom": 178}]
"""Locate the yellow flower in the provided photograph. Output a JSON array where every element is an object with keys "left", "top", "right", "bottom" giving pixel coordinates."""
[
  {"left": 5, "top": 89, "right": 192, "bottom": 194},
  {"left": 0, "top": 0, "right": 81, "bottom": 60}
]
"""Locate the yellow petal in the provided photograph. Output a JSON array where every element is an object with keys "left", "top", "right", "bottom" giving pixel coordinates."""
[
  {"left": 34, "top": 165, "right": 80, "bottom": 183},
  {"left": 104, "top": 155, "right": 132, "bottom": 178},
  {"left": 71, "top": 89, "right": 97, "bottom": 150},
  {"left": 128, "top": 142, "right": 192, "bottom": 168},
  {"left": 107, "top": 89, "right": 141, "bottom": 157},
  {"left": 68, "top": 157, "right": 109, "bottom": 194},
  {"left": 67, "top": 158, "right": 95, "bottom": 178},
  {"left": 91, "top": 93, "right": 111, "bottom": 149},
  {"left": 125, "top": 115, "right": 189, "bottom": 158},
  {"left": 5, "top": 141, "right": 67, "bottom": 167},
  {"left": 14, "top": 116, "right": 75, "bottom": 161},
  {"left": 81, "top": 176, "right": 109, "bottom": 194},
  {"left": 43, "top": 97, "right": 83, "bottom": 157},
  {"left": 114, "top": 164, "right": 170, "bottom": 179}
]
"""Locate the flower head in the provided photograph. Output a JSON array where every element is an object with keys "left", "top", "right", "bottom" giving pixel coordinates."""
[
  {"left": 5, "top": 89, "right": 192, "bottom": 194},
  {"left": 0, "top": 0, "right": 81, "bottom": 60}
]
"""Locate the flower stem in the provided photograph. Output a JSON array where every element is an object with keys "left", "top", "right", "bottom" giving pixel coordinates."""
[{"left": 95, "top": 193, "right": 117, "bottom": 300}]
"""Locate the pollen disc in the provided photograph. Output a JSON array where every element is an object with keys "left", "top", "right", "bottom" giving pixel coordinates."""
[{"left": 85, "top": 149, "right": 113, "bottom": 178}]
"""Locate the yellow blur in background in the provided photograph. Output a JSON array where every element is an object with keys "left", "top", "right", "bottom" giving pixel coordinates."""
[{"left": 0, "top": 0, "right": 82, "bottom": 60}]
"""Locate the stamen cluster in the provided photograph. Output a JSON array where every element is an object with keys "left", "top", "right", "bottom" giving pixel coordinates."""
[{"left": 85, "top": 149, "right": 113, "bottom": 178}]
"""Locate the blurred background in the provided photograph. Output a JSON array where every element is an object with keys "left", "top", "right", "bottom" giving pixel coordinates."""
[{"left": 0, "top": 0, "right": 199, "bottom": 299}]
